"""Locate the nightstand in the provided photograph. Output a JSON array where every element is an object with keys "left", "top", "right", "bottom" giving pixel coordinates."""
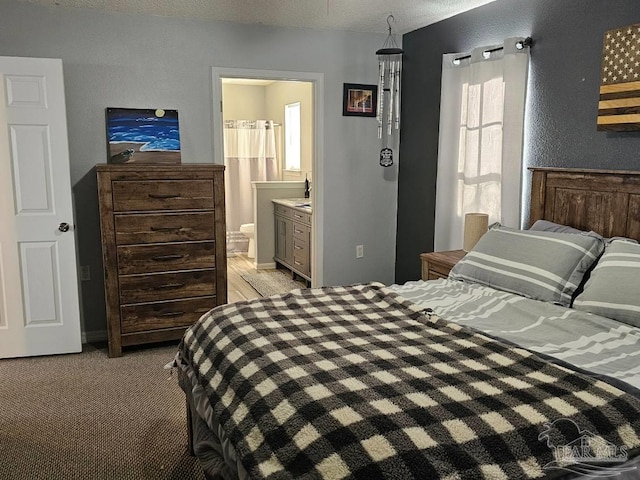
[{"left": 420, "top": 250, "right": 466, "bottom": 280}]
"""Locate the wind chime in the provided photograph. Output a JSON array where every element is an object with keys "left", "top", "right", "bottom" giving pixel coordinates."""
[{"left": 376, "top": 14, "right": 403, "bottom": 167}]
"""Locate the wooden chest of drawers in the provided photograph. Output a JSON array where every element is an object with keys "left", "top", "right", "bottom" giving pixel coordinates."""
[{"left": 96, "top": 164, "right": 226, "bottom": 357}]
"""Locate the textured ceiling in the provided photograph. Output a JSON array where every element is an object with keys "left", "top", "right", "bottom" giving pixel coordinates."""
[{"left": 18, "top": 0, "right": 497, "bottom": 34}]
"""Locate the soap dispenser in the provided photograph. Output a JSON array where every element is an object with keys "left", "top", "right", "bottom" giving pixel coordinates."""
[{"left": 304, "top": 174, "right": 310, "bottom": 199}]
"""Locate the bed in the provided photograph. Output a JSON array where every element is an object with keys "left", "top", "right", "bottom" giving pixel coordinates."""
[{"left": 174, "top": 168, "right": 640, "bottom": 479}]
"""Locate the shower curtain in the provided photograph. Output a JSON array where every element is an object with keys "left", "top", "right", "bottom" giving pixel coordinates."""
[{"left": 224, "top": 120, "right": 279, "bottom": 253}]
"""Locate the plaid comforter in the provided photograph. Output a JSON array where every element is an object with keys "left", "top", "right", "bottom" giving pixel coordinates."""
[{"left": 178, "top": 283, "right": 640, "bottom": 479}]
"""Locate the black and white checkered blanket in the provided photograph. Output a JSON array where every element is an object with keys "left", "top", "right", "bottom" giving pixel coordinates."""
[{"left": 178, "top": 283, "right": 640, "bottom": 479}]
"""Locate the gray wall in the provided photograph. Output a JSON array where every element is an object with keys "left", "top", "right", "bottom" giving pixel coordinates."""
[
  {"left": 0, "top": 2, "right": 398, "bottom": 338},
  {"left": 395, "top": 0, "right": 640, "bottom": 283},
  {"left": 265, "top": 81, "right": 314, "bottom": 181}
]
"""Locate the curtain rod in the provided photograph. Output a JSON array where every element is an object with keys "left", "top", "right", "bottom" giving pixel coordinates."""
[
  {"left": 453, "top": 37, "right": 533, "bottom": 63},
  {"left": 223, "top": 120, "right": 282, "bottom": 127}
]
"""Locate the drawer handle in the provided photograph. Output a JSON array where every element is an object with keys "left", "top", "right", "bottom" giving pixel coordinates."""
[
  {"left": 150, "top": 226, "right": 182, "bottom": 232},
  {"left": 294, "top": 260, "right": 302, "bottom": 266},
  {"left": 154, "top": 283, "right": 185, "bottom": 290},
  {"left": 294, "top": 245, "right": 303, "bottom": 250},
  {"left": 294, "top": 229, "right": 303, "bottom": 234},
  {"left": 149, "top": 193, "right": 181, "bottom": 199},
  {"left": 294, "top": 214, "right": 303, "bottom": 218},
  {"left": 152, "top": 254, "right": 185, "bottom": 261},
  {"left": 158, "top": 311, "right": 186, "bottom": 317}
]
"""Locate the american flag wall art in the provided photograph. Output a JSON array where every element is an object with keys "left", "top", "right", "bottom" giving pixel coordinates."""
[{"left": 598, "top": 23, "right": 640, "bottom": 131}]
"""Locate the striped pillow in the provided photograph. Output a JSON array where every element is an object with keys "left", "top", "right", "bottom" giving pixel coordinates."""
[
  {"left": 449, "top": 225, "right": 604, "bottom": 306},
  {"left": 573, "top": 240, "right": 640, "bottom": 327}
]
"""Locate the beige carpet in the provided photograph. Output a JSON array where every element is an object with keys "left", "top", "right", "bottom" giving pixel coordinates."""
[
  {"left": 240, "top": 269, "right": 306, "bottom": 297},
  {"left": 0, "top": 342, "right": 204, "bottom": 480}
]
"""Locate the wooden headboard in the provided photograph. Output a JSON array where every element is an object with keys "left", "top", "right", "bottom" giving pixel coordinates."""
[{"left": 529, "top": 167, "right": 640, "bottom": 241}]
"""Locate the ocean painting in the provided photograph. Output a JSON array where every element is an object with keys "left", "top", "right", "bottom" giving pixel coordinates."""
[{"left": 106, "top": 107, "right": 181, "bottom": 164}]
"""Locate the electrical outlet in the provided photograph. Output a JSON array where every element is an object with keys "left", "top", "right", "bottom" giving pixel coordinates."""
[
  {"left": 80, "top": 265, "right": 91, "bottom": 281},
  {"left": 356, "top": 245, "right": 364, "bottom": 259}
]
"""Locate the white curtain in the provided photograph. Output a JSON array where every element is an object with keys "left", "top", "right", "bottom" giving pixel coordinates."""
[
  {"left": 434, "top": 38, "right": 529, "bottom": 251},
  {"left": 224, "top": 120, "right": 278, "bottom": 253}
]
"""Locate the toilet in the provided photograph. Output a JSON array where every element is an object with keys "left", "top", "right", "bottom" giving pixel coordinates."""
[{"left": 239, "top": 223, "right": 255, "bottom": 258}]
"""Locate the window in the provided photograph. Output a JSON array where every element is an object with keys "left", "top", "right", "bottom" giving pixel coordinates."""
[
  {"left": 284, "top": 102, "right": 301, "bottom": 171},
  {"left": 434, "top": 40, "right": 529, "bottom": 251}
]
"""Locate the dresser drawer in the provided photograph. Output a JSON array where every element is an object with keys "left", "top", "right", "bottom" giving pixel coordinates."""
[
  {"left": 293, "top": 236, "right": 310, "bottom": 277},
  {"left": 420, "top": 250, "right": 466, "bottom": 281},
  {"left": 293, "top": 238, "right": 308, "bottom": 256},
  {"left": 292, "top": 222, "right": 309, "bottom": 242},
  {"left": 114, "top": 212, "right": 215, "bottom": 245},
  {"left": 119, "top": 269, "right": 216, "bottom": 304},
  {"left": 427, "top": 270, "right": 449, "bottom": 280},
  {"left": 292, "top": 252, "right": 310, "bottom": 276},
  {"left": 117, "top": 241, "right": 215, "bottom": 275},
  {"left": 120, "top": 296, "right": 215, "bottom": 334},
  {"left": 274, "top": 203, "right": 293, "bottom": 218},
  {"left": 428, "top": 261, "right": 454, "bottom": 278},
  {"left": 112, "top": 180, "right": 214, "bottom": 212},
  {"left": 291, "top": 210, "right": 311, "bottom": 225}
]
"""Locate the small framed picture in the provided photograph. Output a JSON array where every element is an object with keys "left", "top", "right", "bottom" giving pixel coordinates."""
[{"left": 342, "top": 83, "right": 377, "bottom": 117}]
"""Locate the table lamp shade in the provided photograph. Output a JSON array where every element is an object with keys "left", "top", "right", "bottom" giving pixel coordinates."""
[{"left": 463, "top": 213, "right": 489, "bottom": 252}]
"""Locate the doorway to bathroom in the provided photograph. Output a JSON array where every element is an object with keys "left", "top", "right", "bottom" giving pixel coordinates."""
[{"left": 212, "top": 68, "right": 323, "bottom": 301}]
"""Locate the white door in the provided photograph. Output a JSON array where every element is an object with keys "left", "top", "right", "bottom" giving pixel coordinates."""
[{"left": 0, "top": 56, "right": 82, "bottom": 358}]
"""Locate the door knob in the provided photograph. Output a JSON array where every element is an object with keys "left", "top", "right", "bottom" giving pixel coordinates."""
[{"left": 58, "top": 222, "right": 70, "bottom": 232}]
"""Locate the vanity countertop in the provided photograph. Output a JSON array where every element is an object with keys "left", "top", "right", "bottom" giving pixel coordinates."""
[{"left": 273, "top": 198, "right": 312, "bottom": 214}]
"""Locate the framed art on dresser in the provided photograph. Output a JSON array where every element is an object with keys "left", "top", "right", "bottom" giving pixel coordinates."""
[{"left": 105, "top": 107, "right": 181, "bottom": 164}]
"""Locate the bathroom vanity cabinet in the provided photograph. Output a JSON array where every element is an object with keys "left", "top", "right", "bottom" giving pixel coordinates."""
[{"left": 273, "top": 199, "right": 311, "bottom": 284}]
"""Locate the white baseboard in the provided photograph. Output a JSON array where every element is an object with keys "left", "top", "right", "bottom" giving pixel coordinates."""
[
  {"left": 256, "top": 262, "right": 276, "bottom": 270},
  {"left": 82, "top": 329, "right": 107, "bottom": 344}
]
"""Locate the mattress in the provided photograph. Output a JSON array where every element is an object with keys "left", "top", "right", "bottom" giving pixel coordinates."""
[{"left": 176, "top": 280, "right": 640, "bottom": 479}]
